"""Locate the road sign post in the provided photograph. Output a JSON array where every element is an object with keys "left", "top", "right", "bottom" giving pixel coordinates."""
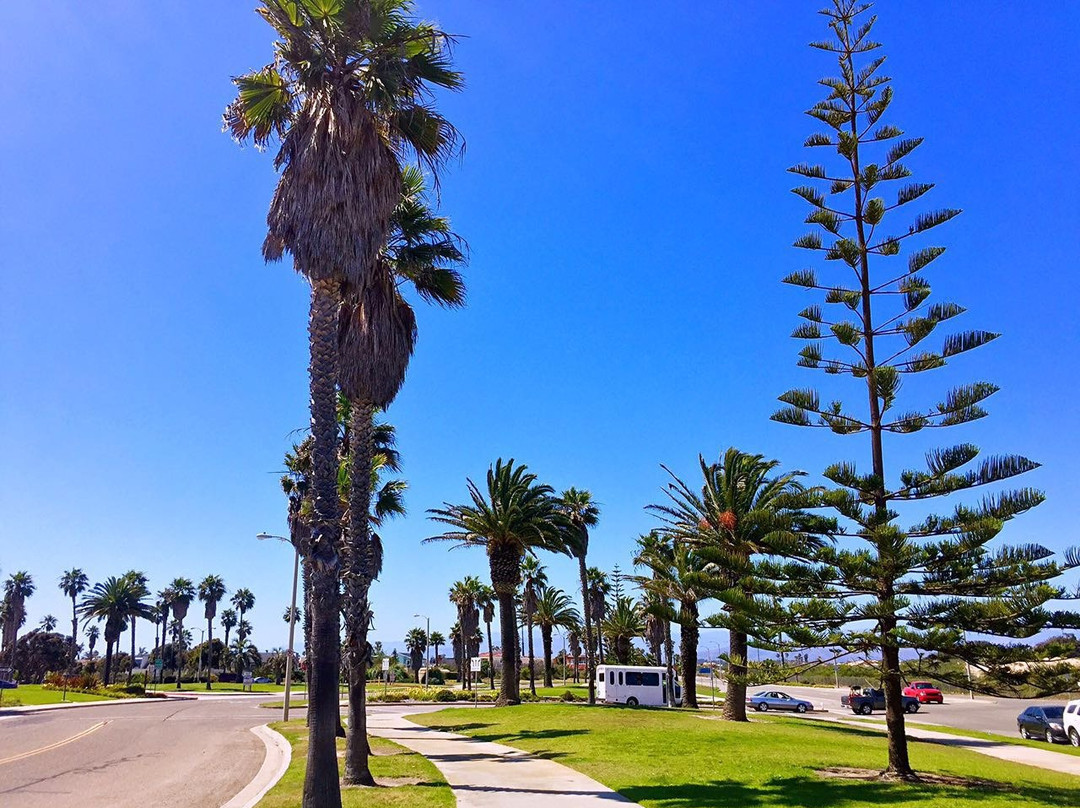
[
  {"left": 382, "top": 657, "right": 390, "bottom": 698},
  {"left": 470, "top": 657, "right": 482, "bottom": 707}
]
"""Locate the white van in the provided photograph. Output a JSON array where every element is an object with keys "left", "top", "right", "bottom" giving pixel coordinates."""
[
  {"left": 1064, "top": 699, "right": 1080, "bottom": 746},
  {"left": 596, "top": 664, "right": 681, "bottom": 707}
]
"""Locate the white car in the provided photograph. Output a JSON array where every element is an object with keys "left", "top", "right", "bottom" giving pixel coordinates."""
[{"left": 1064, "top": 699, "right": 1080, "bottom": 747}]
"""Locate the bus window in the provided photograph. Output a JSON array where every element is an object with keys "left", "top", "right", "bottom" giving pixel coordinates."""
[
  {"left": 597, "top": 670, "right": 604, "bottom": 683},
  {"left": 618, "top": 671, "right": 624, "bottom": 685},
  {"left": 608, "top": 671, "right": 614, "bottom": 685},
  {"left": 625, "top": 671, "right": 643, "bottom": 686},
  {"left": 642, "top": 672, "right": 660, "bottom": 687}
]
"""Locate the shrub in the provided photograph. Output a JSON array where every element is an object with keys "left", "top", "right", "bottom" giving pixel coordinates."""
[
  {"left": 433, "top": 688, "right": 456, "bottom": 702},
  {"left": 560, "top": 690, "right": 578, "bottom": 702},
  {"left": 426, "top": 668, "right": 445, "bottom": 685},
  {"left": 367, "top": 691, "right": 408, "bottom": 703}
]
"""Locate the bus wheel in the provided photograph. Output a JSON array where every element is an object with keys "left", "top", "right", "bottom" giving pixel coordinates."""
[{"left": 626, "top": 697, "right": 639, "bottom": 707}]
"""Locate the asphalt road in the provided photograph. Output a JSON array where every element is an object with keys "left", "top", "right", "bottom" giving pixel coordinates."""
[
  {"left": 706, "top": 678, "right": 1075, "bottom": 738},
  {"left": 0, "top": 695, "right": 269, "bottom": 808}
]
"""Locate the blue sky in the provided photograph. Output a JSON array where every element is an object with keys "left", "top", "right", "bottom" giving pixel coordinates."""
[{"left": 2, "top": 2, "right": 1078, "bottom": 657}]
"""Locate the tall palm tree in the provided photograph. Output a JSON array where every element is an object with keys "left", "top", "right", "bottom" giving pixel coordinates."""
[
  {"left": 477, "top": 585, "right": 496, "bottom": 690},
  {"left": 221, "top": 608, "right": 238, "bottom": 649},
  {"left": 230, "top": 589, "right": 256, "bottom": 642},
  {"left": 121, "top": 571, "right": 152, "bottom": 684},
  {"left": 649, "top": 448, "right": 826, "bottom": 721},
  {"left": 155, "top": 591, "right": 171, "bottom": 681},
  {"left": 519, "top": 557, "right": 547, "bottom": 695},
  {"left": 167, "top": 578, "right": 195, "bottom": 690},
  {"left": 558, "top": 489, "right": 600, "bottom": 702},
  {"left": 426, "top": 459, "right": 564, "bottom": 705},
  {"left": 534, "top": 587, "right": 580, "bottom": 688},
  {"left": 198, "top": 575, "right": 227, "bottom": 690},
  {"left": 404, "top": 627, "right": 427, "bottom": 682},
  {"left": 283, "top": 606, "right": 302, "bottom": 625},
  {"left": 602, "top": 597, "right": 645, "bottom": 665},
  {"left": 79, "top": 576, "right": 145, "bottom": 686},
  {"left": 2, "top": 571, "right": 35, "bottom": 668},
  {"left": 633, "top": 537, "right": 708, "bottom": 708},
  {"left": 228, "top": 5, "right": 463, "bottom": 798},
  {"left": 586, "top": 567, "right": 611, "bottom": 663},
  {"left": 39, "top": 615, "right": 58, "bottom": 632},
  {"left": 59, "top": 569, "right": 89, "bottom": 665}
]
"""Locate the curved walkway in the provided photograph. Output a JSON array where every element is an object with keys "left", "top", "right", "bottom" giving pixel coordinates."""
[{"left": 367, "top": 705, "right": 634, "bottom": 806}]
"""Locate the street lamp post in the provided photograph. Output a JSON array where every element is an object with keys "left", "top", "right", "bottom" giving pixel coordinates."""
[
  {"left": 257, "top": 532, "right": 301, "bottom": 721},
  {"left": 413, "top": 613, "right": 430, "bottom": 686},
  {"left": 196, "top": 629, "right": 206, "bottom": 684}
]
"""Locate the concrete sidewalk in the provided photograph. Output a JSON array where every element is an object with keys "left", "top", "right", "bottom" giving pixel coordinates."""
[{"left": 367, "top": 706, "right": 634, "bottom": 806}]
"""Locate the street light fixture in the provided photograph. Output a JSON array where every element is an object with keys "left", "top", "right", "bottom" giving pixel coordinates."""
[
  {"left": 413, "top": 613, "right": 430, "bottom": 686},
  {"left": 258, "top": 532, "right": 300, "bottom": 721}
]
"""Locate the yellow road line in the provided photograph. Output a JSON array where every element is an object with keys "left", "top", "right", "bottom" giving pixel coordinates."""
[{"left": 0, "top": 720, "right": 108, "bottom": 766}]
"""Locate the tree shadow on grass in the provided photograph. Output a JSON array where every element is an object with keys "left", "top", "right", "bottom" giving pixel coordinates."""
[{"left": 617, "top": 775, "right": 1062, "bottom": 808}]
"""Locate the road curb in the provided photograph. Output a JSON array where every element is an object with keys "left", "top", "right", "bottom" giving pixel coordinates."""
[
  {"left": 221, "top": 723, "right": 292, "bottom": 808},
  {"left": 0, "top": 695, "right": 194, "bottom": 715}
]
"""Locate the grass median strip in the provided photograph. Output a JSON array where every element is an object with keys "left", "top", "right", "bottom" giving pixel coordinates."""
[
  {"left": 411, "top": 704, "right": 1080, "bottom": 807},
  {"left": 257, "top": 720, "right": 453, "bottom": 807}
]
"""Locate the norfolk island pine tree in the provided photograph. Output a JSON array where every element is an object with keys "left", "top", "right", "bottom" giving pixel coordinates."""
[{"left": 773, "top": 0, "right": 1080, "bottom": 779}]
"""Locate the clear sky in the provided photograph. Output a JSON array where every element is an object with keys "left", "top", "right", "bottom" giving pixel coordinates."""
[{"left": 2, "top": 2, "right": 1078, "bottom": 657}]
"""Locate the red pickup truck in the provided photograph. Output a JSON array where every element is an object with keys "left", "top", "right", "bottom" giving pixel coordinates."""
[{"left": 903, "top": 681, "right": 944, "bottom": 704}]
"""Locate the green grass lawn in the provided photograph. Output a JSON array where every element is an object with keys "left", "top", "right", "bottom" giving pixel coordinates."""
[
  {"left": 411, "top": 704, "right": 1079, "bottom": 807},
  {"left": 0, "top": 684, "right": 130, "bottom": 706},
  {"left": 898, "top": 721, "right": 1080, "bottom": 758},
  {"left": 148, "top": 681, "right": 308, "bottom": 694},
  {"left": 258, "top": 721, "right": 452, "bottom": 807}
]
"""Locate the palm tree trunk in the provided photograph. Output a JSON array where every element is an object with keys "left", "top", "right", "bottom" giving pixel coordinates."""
[
  {"left": 577, "top": 556, "right": 595, "bottom": 705},
  {"left": 302, "top": 279, "right": 345, "bottom": 808},
  {"left": 343, "top": 399, "right": 376, "bottom": 787},
  {"left": 206, "top": 618, "right": 213, "bottom": 690},
  {"left": 680, "top": 608, "right": 699, "bottom": 709},
  {"left": 70, "top": 597, "right": 78, "bottom": 668},
  {"left": 526, "top": 615, "right": 536, "bottom": 695},
  {"left": 129, "top": 619, "right": 137, "bottom": 685},
  {"left": 664, "top": 620, "right": 676, "bottom": 707},
  {"left": 721, "top": 629, "right": 749, "bottom": 721},
  {"left": 541, "top": 626, "right": 554, "bottom": 688},
  {"left": 495, "top": 592, "right": 519, "bottom": 706},
  {"left": 176, "top": 620, "right": 185, "bottom": 690},
  {"left": 104, "top": 640, "right": 114, "bottom": 686},
  {"left": 486, "top": 621, "right": 494, "bottom": 691}
]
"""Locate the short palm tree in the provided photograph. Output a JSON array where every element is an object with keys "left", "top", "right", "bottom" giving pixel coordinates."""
[
  {"left": 198, "top": 575, "right": 227, "bottom": 690},
  {"left": 221, "top": 608, "right": 238, "bottom": 649},
  {"left": 121, "top": 571, "right": 152, "bottom": 684},
  {"left": 428, "top": 630, "right": 445, "bottom": 668},
  {"left": 404, "top": 627, "right": 427, "bottom": 682},
  {"left": 59, "top": 569, "right": 89, "bottom": 664},
  {"left": 567, "top": 627, "right": 582, "bottom": 683},
  {"left": 283, "top": 606, "right": 302, "bottom": 625},
  {"left": 448, "top": 577, "right": 483, "bottom": 690},
  {"left": 155, "top": 591, "right": 171, "bottom": 679},
  {"left": 649, "top": 448, "right": 826, "bottom": 721},
  {"left": 39, "top": 614, "right": 58, "bottom": 632},
  {"left": 86, "top": 623, "right": 100, "bottom": 659},
  {"left": 633, "top": 537, "right": 708, "bottom": 708},
  {"left": 167, "top": 578, "right": 196, "bottom": 689},
  {"left": 426, "top": 459, "right": 564, "bottom": 705},
  {"left": 534, "top": 587, "right": 580, "bottom": 687},
  {"left": 80, "top": 577, "right": 148, "bottom": 685},
  {"left": 519, "top": 556, "right": 547, "bottom": 695},
  {"left": 2, "top": 571, "right": 35, "bottom": 667},
  {"left": 602, "top": 597, "right": 645, "bottom": 665},
  {"left": 558, "top": 488, "right": 600, "bottom": 702}
]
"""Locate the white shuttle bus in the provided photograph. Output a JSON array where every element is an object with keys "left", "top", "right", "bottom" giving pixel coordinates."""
[{"left": 596, "top": 664, "right": 681, "bottom": 707}]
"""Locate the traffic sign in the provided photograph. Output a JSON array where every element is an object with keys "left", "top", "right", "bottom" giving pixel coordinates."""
[
  {"left": 154, "top": 658, "right": 164, "bottom": 671},
  {"left": 470, "top": 657, "right": 482, "bottom": 673},
  {"left": 381, "top": 657, "right": 390, "bottom": 672}
]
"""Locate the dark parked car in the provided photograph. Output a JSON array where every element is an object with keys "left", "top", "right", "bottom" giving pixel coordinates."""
[
  {"left": 747, "top": 690, "right": 814, "bottom": 713},
  {"left": 1018, "top": 705, "right": 1068, "bottom": 743},
  {"left": 0, "top": 679, "right": 17, "bottom": 689},
  {"left": 841, "top": 688, "right": 920, "bottom": 715}
]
